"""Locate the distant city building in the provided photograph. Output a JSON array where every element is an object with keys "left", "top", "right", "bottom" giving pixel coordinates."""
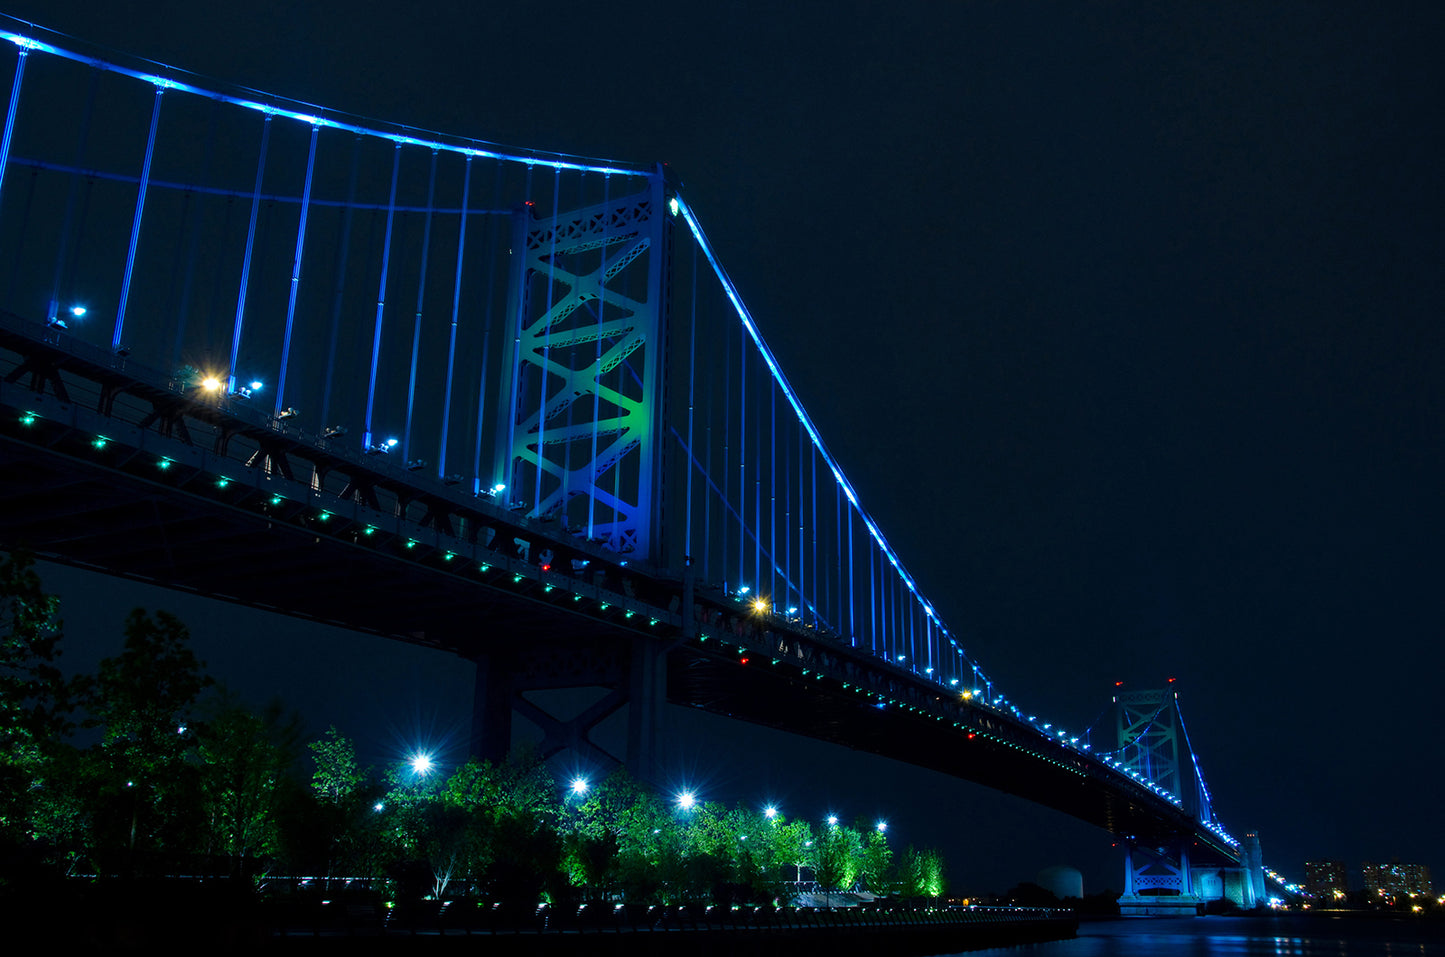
[
  {"left": 1305, "top": 860, "right": 1348, "bottom": 902},
  {"left": 1361, "top": 860, "right": 1433, "bottom": 898}
]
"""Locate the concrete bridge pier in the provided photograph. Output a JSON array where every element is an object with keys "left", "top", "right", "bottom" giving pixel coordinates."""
[
  {"left": 1118, "top": 839, "right": 1206, "bottom": 916},
  {"left": 1119, "top": 831, "right": 1268, "bottom": 915}
]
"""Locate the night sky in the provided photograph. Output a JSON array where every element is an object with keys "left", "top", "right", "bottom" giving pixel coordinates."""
[{"left": 6, "top": 2, "right": 1443, "bottom": 896}]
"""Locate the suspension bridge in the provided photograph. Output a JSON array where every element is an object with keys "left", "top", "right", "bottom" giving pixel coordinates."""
[{"left": 0, "top": 15, "right": 1296, "bottom": 912}]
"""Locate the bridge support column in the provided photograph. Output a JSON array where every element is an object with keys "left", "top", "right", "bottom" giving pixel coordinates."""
[
  {"left": 625, "top": 635, "right": 666, "bottom": 783},
  {"left": 470, "top": 652, "right": 513, "bottom": 763},
  {"left": 1118, "top": 839, "right": 1205, "bottom": 916}
]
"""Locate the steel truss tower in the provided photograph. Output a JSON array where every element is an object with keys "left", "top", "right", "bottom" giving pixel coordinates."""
[{"left": 495, "top": 175, "right": 668, "bottom": 564}]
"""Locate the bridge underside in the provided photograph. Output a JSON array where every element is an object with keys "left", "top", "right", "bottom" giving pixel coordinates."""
[
  {"left": 0, "top": 334, "right": 1227, "bottom": 853},
  {"left": 0, "top": 425, "right": 1206, "bottom": 849}
]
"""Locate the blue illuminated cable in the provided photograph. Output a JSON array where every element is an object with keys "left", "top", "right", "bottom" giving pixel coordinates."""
[
  {"left": 587, "top": 174, "right": 611, "bottom": 539},
  {"left": 363, "top": 143, "right": 401, "bottom": 449},
  {"left": 0, "top": 29, "right": 649, "bottom": 178},
  {"left": 319, "top": 135, "right": 361, "bottom": 429},
  {"left": 229, "top": 114, "right": 271, "bottom": 393},
  {"left": 683, "top": 218, "right": 696, "bottom": 561},
  {"left": 500, "top": 164, "right": 534, "bottom": 508},
  {"left": 113, "top": 86, "right": 163, "bottom": 352},
  {"left": 738, "top": 323, "right": 746, "bottom": 587},
  {"left": 754, "top": 371, "right": 761, "bottom": 597},
  {"left": 409, "top": 149, "right": 439, "bottom": 463},
  {"left": 533, "top": 166, "right": 563, "bottom": 518},
  {"left": 676, "top": 195, "right": 969, "bottom": 667},
  {"left": 0, "top": 45, "right": 28, "bottom": 212},
  {"left": 444, "top": 152, "right": 471, "bottom": 480},
  {"left": 274, "top": 123, "right": 319, "bottom": 417},
  {"left": 869, "top": 535, "right": 877, "bottom": 655},
  {"left": 468, "top": 159, "right": 497, "bottom": 496},
  {"left": 721, "top": 312, "right": 731, "bottom": 590}
]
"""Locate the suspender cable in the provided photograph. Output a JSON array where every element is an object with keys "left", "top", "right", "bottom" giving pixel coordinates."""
[
  {"left": 782, "top": 404, "right": 791, "bottom": 609},
  {"left": 869, "top": 538, "right": 877, "bottom": 655},
  {"left": 501, "top": 163, "right": 535, "bottom": 509},
  {"left": 441, "top": 154, "right": 471, "bottom": 479},
  {"left": 0, "top": 48, "right": 29, "bottom": 210},
  {"left": 768, "top": 381, "right": 776, "bottom": 603},
  {"left": 847, "top": 500, "right": 855, "bottom": 643},
  {"left": 754, "top": 370, "right": 761, "bottom": 597},
  {"left": 228, "top": 114, "right": 272, "bottom": 393},
  {"left": 810, "top": 442, "right": 818, "bottom": 628},
  {"left": 470, "top": 159, "right": 499, "bottom": 495},
  {"left": 797, "top": 425, "right": 805, "bottom": 622},
  {"left": 721, "top": 316, "right": 731, "bottom": 591},
  {"left": 533, "top": 166, "right": 562, "bottom": 517},
  {"left": 363, "top": 142, "right": 402, "bottom": 449},
  {"left": 408, "top": 150, "right": 439, "bottom": 462},
  {"left": 587, "top": 174, "right": 611, "bottom": 539},
  {"left": 274, "top": 123, "right": 319, "bottom": 417},
  {"left": 320, "top": 135, "right": 361, "bottom": 430},
  {"left": 738, "top": 324, "right": 746, "bottom": 588},
  {"left": 683, "top": 207, "right": 697, "bottom": 562},
  {"left": 112, "top": 86, "right": 164, "bottom": 352}
]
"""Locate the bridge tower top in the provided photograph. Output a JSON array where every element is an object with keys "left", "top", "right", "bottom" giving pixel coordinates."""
[{"left": 1111, "top": 682, "right": 1210, "bottom": 824}]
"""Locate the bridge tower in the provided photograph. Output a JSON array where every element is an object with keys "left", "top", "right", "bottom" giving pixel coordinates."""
[
  {"left": 1112, "top": 685, "right": 1208, "bottom": 915},
  {"left": 1110, "top": 685, "right": 1267, "bottom": 913},
  {"left": 472, "top": 170, "right": 677, "bottom": 782}
]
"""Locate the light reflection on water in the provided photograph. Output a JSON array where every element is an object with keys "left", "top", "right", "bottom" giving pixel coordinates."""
[{"left": 944, "top": 916, "right": 1444, "bottom": 957}]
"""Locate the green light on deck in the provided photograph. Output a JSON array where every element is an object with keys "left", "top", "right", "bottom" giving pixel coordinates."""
[
  {"left": 512, "top": 574, "right": 523, "bottom": 583},
  {"left": 624, "top": 610, "right": 634, "bottom": 619},
  {"left": 363, "top": 526, "right": 376, "bottom": 536},
  {"left": 216, "top": 477, "right": 231, "bottom": 489},
  {"left": 91, "top": 436, "right": 108, "bottom": 449},
  {"left": 544, "top": 584, "right": 553, "bottom": 593},
  {"left": 317, "top": 511, "right": 331, "bottom": 521},
  {"left": 599, "top": 602, "right": 610, "bottom": 610},
  {"left": 19, "top": 412, "right": 37, "bottom": 426},
  {"left": 478, "top": 563, "right": 491, "bottom": 573},
  {"left": 443, "top": 552, "right": 455, "bottom": 561},
  {"left": 269, "top": 495, "right": 282, "bottom": 505},
  {"left": 405, "top": 540, "right": 417, "bottom": 549},
  {"left": 158, "top": 458, "right": 173, "bottom": 470}
]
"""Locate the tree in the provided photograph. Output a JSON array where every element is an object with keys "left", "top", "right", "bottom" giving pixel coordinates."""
[
  {"left": 0, "top": 551, "right": 75, "bottom": 850},
  {"left": 899, "top": 845, "right": 946, "bottom": 900},
  {"left": 84, "top": 608, "right": 213, "bottom": 872},
  {"left": 813, "top": 821, "right": 864, "bottom": 904},
  {"left": 299, "top": 725, "right": 382, "bottom": 880},
  {"left": 309, "top": 726, "right": 364, "bottom": 804},
  {"left": 859, "top": 826, "right": 894, "bottom": 894},
  {"left": 194, "top": 695, "right": 301, "bottom": 876}
]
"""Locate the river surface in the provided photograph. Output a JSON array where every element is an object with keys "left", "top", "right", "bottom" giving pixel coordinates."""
[{"left": 946, "top": 915, "right": 1444, "bottom": 957}]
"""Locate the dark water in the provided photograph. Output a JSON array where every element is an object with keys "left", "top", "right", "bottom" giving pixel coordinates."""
[{"left": 948, "top": 915, "right": 1445, "bottom": 957}]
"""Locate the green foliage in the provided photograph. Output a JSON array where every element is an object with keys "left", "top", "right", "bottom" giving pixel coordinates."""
[
  {"left": 0, "top": 576, "right": 957, "bottom": 905},
  {"left": 860, "top": 826, "right": 894, "bottom": 893},
  {"left": 899, "top": 844, "right": 946, "bottom": 899},
  {"left": 308, "top": 726, "right": 364, "bottom": 804},
  {"left": 83, "top": 608, "right": 214, "bottom": 872},
  {"left": 194, "top": 695, "right": 301, "bottom": 873},
  {"left": 813, "top": 820, "right": 864, "bottom": 894},
  {"left": 0, "top": 551, "right": 75, "bottom": 847}
]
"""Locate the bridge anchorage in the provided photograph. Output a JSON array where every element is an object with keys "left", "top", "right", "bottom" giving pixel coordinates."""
[{"left": 0, "top": 16, "right": 1301, "bottom": 909}]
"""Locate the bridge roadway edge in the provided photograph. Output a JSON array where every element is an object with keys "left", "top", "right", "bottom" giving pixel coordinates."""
[{"left": 0, "top": 310, "right": 1233, "bottom": 859}]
